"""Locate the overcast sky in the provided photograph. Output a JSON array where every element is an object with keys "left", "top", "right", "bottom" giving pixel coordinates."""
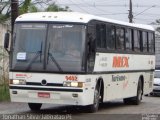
[{"left": 54, "top": 0, "right": 160, "bottom": 25}]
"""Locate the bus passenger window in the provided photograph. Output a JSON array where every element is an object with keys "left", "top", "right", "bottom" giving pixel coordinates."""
[
  {"left": 96, "top": 24, "right": 106, "bottom": 49},
  {"left": 139, "top": 31, "right": 143, "bottom": 52},
  {"left": 134, "top": 30, "right": 140, "bottom": 52},
  {"left": 142, "top": 32, "right": 148, "bottom": 52},
  {"left": 106, "top": 25, "right": 115, "bottom": 50},
  {"left": 148, "top": 32, "right": 154, "bottom": 53},
  {"left": 116, "top": 27, "right": 125, "bottom": 50},
  {"left": 125, "top": 29, "right": 132, "bottom": 51}
]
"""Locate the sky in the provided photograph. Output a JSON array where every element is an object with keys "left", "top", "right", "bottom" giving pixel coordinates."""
[{"left": 54, "top": 0, "right": 160, "bottom": 25}]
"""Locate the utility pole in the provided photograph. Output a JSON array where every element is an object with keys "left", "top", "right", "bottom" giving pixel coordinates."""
[
  {"left": 11, "top": 0, "right": 18, "bottom": 33},
  {"left": 128, "top": 0, "right": 133, "bottom": 23}
]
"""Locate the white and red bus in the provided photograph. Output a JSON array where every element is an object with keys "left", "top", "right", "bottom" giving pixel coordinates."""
[{"left": 5, "top": 12, "right": 155, "bottom": 112}]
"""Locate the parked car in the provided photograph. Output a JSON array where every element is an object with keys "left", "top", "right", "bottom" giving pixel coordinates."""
[{"left": 151, "top": 70, "right": 160, "bottom": 96}]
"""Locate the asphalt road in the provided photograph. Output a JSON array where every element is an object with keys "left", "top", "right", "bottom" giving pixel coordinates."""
[{"left": 0, "top": 95, "right": 160, "bottom": 120}]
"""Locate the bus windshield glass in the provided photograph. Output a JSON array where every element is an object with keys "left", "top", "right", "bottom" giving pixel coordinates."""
[{"left": 11, "top": 23, "right": 86, "bottom": 72}]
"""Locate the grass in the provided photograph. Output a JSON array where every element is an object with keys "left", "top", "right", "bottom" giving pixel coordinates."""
[{"left": 0, "top": 84, "right": 10, "bottom": 101}]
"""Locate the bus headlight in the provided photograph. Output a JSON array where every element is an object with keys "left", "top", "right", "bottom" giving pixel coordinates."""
[
  {"left": 63, "top": 81, "right": 83, "bottom": 88},
  {"left": 10, "top": 79, "right": 26, "bottom": 85}
]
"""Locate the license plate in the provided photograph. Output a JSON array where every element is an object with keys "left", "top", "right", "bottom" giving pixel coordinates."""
[{"left": 38, "top": 92, "right": 50, "bottom": 98}]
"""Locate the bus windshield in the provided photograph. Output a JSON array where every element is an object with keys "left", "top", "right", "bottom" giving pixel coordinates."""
[{"left": 11, "top": 23, "right": 86, "bottom": 72}]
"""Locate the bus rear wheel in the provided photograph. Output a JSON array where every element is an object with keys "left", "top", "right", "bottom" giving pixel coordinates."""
[
  {"left": 28, "top": 103, "right": 42, "bottom": 111},
  {"left": 132, "top": 80, "right": 143, "bottom": 105},
  {"left": 123, "top": 80, "right": 142, "bottom": 105}
]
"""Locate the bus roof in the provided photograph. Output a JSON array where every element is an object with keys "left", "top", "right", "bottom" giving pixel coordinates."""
[{"left": 16, "top": 12, "right": 154, "bottom": 31}]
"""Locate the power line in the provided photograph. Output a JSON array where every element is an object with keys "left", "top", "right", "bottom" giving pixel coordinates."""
[
  {"left": 96, "top": 12, "right": 160, "bottom": 17},
  {"left": 77, "top": 0, "right": 104, "bottom": 13},
  {"left": 135, "top": 13, "right": 160, "bottom": 16},
  {"left": 56, "top": 3, "right": 160, "bottom": 8},
  {"left": 134, "top": 5, "right": 156, "bottom": 17},
  {"left": 1, "top": 1, "right": 160, "bottom": 8},
  {"left": 134, "top": 18, "right": 157, "bottom": 21},
  {"left": 80, "top": 0, "right": 114, "bottom": 15},
  {"left": 67, "top": 0, "right": 89, "bottom": 13},
  {"left": 133, "top": 13, "right": 160, "bottom": 17},
  {"left": 95, "top": 13, "right": 128, "bottom": 16},
  {"left": 134, "top": 18, "right": 156, "bottom": 23}
]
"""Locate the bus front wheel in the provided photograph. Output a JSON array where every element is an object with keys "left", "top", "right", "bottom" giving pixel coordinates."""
[
  {"left": 28, "top": 103, "right": 42, "bottom": 111},
  {"left": 86, "top": 83, "right": 100, "bottom": 113}
]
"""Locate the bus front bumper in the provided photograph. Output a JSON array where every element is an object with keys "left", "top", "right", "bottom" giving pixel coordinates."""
[{"left": 9, "top": 85, "right": 93, "bottom": 106}]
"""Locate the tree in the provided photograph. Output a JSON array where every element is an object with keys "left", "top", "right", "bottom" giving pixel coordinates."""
[
  {"left": 0, "top": 0, "right": 70, "bottom": 23},
  {"left": 19, "top": 0, "right": 32, "bottom": 14},
  {"left": 151, "top": 19, "right": 160, "bottom": 33},
  {"left": 155, "top": 19, "right": 160, "bottom": 33},
  {"left": 0, "top": 0, "right": 11, "bottom": 23},
  {"left": 18, "top": 0, "right": 42, "bottom": 14},
  {"left": 45, "top": 3, "right": 70, "bottom": 12}
]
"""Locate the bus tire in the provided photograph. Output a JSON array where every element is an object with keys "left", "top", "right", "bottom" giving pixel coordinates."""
[
  {"left": 132, "top": 80, "right": 142, "bottom": 105},
  {"left": 123, "top": 80, "right": 142, "bottom": 105},
  {"left": 123, "top": 98, "right": 132, "bottom": 105},
  {"left": 28, "top": 103, "right": 42, "bottom": 111},
  {"left": 86, "top": 84, "right": 100, "bottom": 113}
]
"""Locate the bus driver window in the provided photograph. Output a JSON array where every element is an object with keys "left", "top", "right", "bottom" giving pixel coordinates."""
[{"left": 66, "top": 41, "right": 81, "bottom": 58}]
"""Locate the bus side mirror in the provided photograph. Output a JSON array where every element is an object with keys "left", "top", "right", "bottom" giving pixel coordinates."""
[{"left": 4, "top": 32, "right": 10, "bottom": 50}]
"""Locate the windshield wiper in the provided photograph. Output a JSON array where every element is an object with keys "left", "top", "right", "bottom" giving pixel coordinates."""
[
  {"left": 26, "top": 42, "right": 43, "bottom": 70},
  {"left": 47, "top": 43, "right": 63, "bottom": 71}
]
